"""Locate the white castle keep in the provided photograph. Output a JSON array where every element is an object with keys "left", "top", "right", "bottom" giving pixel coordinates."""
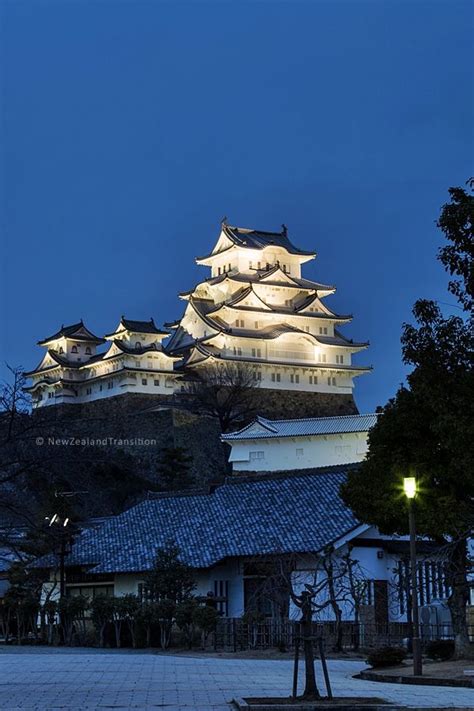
[{"left": 26, "top": 222, "right": 371, "bottom": 408}]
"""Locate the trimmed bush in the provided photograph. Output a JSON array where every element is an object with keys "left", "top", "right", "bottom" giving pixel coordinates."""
[
  {"left": 426, "top": 639, "right": 455, "bottom": 661},
  {"left": 366, "top": 645, "right": 407, "bottom": 668}
]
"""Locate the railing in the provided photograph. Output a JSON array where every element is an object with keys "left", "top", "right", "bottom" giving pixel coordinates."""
[{"left": 211, "top": 618, "right": 473, "bottom": 651}]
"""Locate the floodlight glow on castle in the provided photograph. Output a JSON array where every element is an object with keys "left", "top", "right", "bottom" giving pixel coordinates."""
[{"left": 25, "top": 221, "right": 371, "bottom": 408}]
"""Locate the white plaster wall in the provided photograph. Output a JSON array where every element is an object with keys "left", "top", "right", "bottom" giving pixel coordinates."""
[{"left": 230, "top": 432, "right": 369, "bottom": 472}]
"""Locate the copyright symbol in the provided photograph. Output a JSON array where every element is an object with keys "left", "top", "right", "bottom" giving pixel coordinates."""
[{"left": 36, "top": 437, "right": 44, "bottom": 446}]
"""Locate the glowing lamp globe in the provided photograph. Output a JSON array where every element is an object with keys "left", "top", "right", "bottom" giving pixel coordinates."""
[{"left": 403, "top": 477, "right": 417, "bottom": 499}]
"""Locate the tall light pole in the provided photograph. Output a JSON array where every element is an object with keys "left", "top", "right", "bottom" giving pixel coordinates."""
[
  {"left": 46, "top": 514, "right": 70, "bottom": 600},
  {"left": 403, "top": 477, "right": 422, "bottom": 676}
]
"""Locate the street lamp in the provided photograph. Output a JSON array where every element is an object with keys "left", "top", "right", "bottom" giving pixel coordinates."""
[
  {"left": 403, "top": 476, "right": 422, "bottom": 676},
  {"left": 45, "top": 514, "right": 70, "bottom": 600}
]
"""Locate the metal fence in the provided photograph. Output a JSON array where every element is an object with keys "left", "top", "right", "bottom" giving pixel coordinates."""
[{"left": 211, "top": 618, "right": 473, "bottom": 652}]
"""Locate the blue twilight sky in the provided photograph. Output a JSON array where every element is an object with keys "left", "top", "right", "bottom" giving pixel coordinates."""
[{"left": 1, "top": 0, "right": 472, "bottom": 413}]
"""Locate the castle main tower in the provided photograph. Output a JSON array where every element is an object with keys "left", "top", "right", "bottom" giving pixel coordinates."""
[{"left": 166, "top": 222, "right": 370, "bottom": 417}]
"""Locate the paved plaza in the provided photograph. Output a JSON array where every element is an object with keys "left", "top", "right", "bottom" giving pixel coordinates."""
[{"left": 0, "top": 648, "right": 472, "bottom": 710}]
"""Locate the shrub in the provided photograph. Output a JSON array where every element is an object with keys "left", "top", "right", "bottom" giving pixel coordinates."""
[
  {"left": 426, "top": 639, "right": 455, "bottom": 661},
  {"left": 366, "top": 646, "right": 407, "bottom": 668}
]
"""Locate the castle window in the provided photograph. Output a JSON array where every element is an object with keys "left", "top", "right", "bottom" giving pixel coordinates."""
[
  {"left": 257, "top": 261, "right": 261, "bottom": 269},
  {"left": 141, "top": 378, "right": 148, "bottom": 386},
  {"left": 254, "top": 321, "right": 259, "bottom": 329},
  {"left": 85, "top": 347, "right": 92, "bottom": 355},
  {"left": 271, "top": 373, "right": 281, "bottom": 383},
  {"left": 228, "top": 263, "right": 231, "bottom": 271},
  {"left": 318, "top": 353, "right": 327, "bottom": 363},
  {"left": 309, "top": 375, "right": 318, "bottom": 385},
  {"left": 71, "top": 346, "right": 78, "bottom": 353},
  {"left": 59, "top": 347, "right": 64, "bottom": 354},
  {"left": 336, "top": 355, "right": 344, "bottom": 364},
  {"left": 296, "top": 448, "right": 304, "bottom": 457},
  {"left": 327, "top": 377, "right": 336, "bottom": 386},
  {"left": 48, "top": 392, "right": 54, "bottom": 399},
  {"left": 154, "top": 379, "right": 160, "bottom": 386},
  {"left": 249, "top": 451, "right": 264, "bottom": 461},
  {"left": 305, "top": 326, "right": 310, "bottom": 332},
  {"left": 135, "top": 341, "right": 141, "bottom": 349},
  {"left": 99, "top": 385, "right": 103, "bottom": 391},
  {"left": 218, "top": 267, "right": 221, "bottom": 275},
  {"left": 108, "top": 381, "right": 114, "bottom": 389},
  {"left": 86, "top": 387, "right": 92, "bottom": 395}
]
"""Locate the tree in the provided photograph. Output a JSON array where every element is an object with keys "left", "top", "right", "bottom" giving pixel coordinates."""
[
  {"left": 341, "top": 184, "right": 474, "bottom": 658},
  {"left": 155, "top": 447, "right": 194, "bottom": 491},
  {"left": 91, "top": 595, "right": 115, "bottom": 648},
  {"left": 437, "top": 179, "right": 474, "bottom": 312},
  {"left": 142, "top": 542, "right": 196, "bottom": 649},
  {"left": 186, "top": 361, "right": 260, "bottom": 432}
]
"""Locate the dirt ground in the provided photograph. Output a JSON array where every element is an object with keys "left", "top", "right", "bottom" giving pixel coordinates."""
[{"left": 367, "top": 658, "right": 474, "bottom": 681}]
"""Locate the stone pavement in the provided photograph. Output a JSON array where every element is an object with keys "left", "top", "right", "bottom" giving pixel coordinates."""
[{"left": 0, "top": 648, "right": 472, "bottom": 710}]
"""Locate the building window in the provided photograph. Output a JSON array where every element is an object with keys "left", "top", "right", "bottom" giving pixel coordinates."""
[
  {"left": 249, "top": 261, "right": 253, "bottom": 269},
  {"left": 305, "top": 326, "right": 310, "bottom": 332},
  {"left": 318, "top": 353, "right": 327, "bottom": 363},
  {"left": 141, "top": 378, "right": 148, "bottom": 386},
  {"left": 71, "top": 346, "right": 78, "bottom": 353},
  {"left": 228, "top": 263, "right": 231, "bottom": 271},
  {"left": 135, "top": 341, "right": 141, "bottom": 349},
  {"left": 254, "top": 321, "right": 259, "bottom": 329},
  {"left": 48, "top": 392, "right": 54, "bottom": 399},
  {"left": 154, "top": 379, "right": 160, "bottom": 386},
  {"left": 257, "top": 261, "right": 261, "bottom": 269},
  {"left": 236, "top": 319, "right": 245, "bottom": 328},
  {"left": 59, "top": 347, "right": 64, "bottom": 354},
  {"left": 249, "top": 451, "right": 264, "bottom": 460},
  {"left": 213, "top": 580, "right": 229, "bottom": 616},
  {"left": 271, "top": 373, "right": 281, "bottom": 383},
  {"left": 218, "top": 267, "right": 221, "bottom": 275},
  {"left": 336, "top": 355, "right": 344, "bottom": 364},
  {"left": 319, "top": 327, "right": 328, "bottom": 335},
  {"left": 290, "top": 374, "right": 300, "bottom": 384},
  {"left": 108, "top": 381, "right": 114, "bottom": 389},
  {"left": 85, "top": 347, "right": 92, "bottom": 355},
  {"left": 86, "top": 387, "right": 92, "bottom": 395},
  {"left": 296, "top": 448, "right": 304, "bottom": 457},
  {"left": 327, "top": 377, "right": 336, "bottom": 386},
  {"left": 99, "top": 385, "right": 103, "bottom": 391},
  {"left": 255, "top": 371, "right": 262, "bottom": 381}
]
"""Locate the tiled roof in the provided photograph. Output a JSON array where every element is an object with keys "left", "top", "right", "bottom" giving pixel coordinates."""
[
  {"left": 35, "top": 470, "right": 359, "bottom": 573},
  {"left": 222, "top": 413, "right": 378, "bottom": 441},
  {"left": 105, "top": 318, "right": 168, "bottom": 337},
  {"left": 38, "top": 321, "right": 105, "bottom": 346},
  {"left": 196, "top": 224, "right": 316, "bottom": 261}
]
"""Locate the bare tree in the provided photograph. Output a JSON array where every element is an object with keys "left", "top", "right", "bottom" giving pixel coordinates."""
[
  {"left": 185, "top": 361, "right": 260, "bottom": 432},
  {"left": 246, "top": 548, "right": 369, "bottom": 700},
  {"left": 0, "top": 365, "right": 30, "bottom": 443}
]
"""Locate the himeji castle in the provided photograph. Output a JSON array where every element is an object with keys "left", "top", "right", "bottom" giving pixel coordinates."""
[
  {"left": 26, "top": 221, "right": 371, "bottom": 411},
  {"left": 25, "top": 318, "right": 179, "bottom": 407},
  {"left": 166, "top": 221, "right": 370, "bottom": 399}
]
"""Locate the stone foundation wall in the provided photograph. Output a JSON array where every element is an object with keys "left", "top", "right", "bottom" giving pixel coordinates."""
[
  {"left": 252, "top": 389, "right": 358, "bottom": 419},
  {"left": 30, "top": 389, "right": 357, "bottom": 487},
  {"left": 32, "top": 394, "right": 226, "bottom": 486}
]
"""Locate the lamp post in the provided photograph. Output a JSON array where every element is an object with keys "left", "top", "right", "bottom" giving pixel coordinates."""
[
  {"left": 45, "top": 514, "right": 70, "bottom": 600},
  {"left": 403, "top": 477, "right": 422, "bottom": 676}
]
